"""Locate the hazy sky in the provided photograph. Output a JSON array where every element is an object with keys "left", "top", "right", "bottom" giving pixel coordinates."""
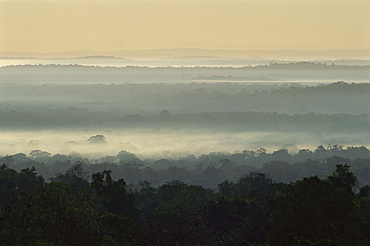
[{"left": 0, "top": 0, "right": 369, "bottom": 53}]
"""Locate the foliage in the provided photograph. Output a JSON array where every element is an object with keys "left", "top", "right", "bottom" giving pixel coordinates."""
[
  {"left": 0, "top": 161, "right": 369, "bottom": 245},
  {"left": 91, "top": 170, "right": 135, "bottom": 217}
]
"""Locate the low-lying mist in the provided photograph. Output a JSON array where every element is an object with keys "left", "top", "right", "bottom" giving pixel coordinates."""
[
  {"left": 1, "top": 127, "right": 367, "bottom": 161},
  {"left": 0, "top": 64, "right": 368, "bottom": 164}
]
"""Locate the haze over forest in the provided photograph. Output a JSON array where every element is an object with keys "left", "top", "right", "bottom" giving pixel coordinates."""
[
  {"left": 0, "top": 0, "right": 369, "bottom": 170},
  {"left": 1, "top": 0, "right": 370, "bottom": 245},
  {"left": 0, "top": 57, "right": 369, "bottom": 160}
]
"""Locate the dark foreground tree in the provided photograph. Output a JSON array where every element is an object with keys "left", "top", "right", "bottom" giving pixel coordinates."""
[
  {"left": 268, "top": 164, "right": 362, "bottom": 245},
  {"left": 1, "top": 161, "right": 369, "bottom": 245},
  {"left": 91, "top": 170, "right": 135, "bottom": 217}
]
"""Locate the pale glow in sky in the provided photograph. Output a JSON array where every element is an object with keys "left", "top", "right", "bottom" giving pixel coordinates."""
[{"left": 0, "top": 0, "right": 369, "bottom": 53}]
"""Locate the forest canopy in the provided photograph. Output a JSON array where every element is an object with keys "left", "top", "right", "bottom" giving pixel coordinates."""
[
  {"left": 2, "top": 145, "right": 370, "bottom": 188},
  {"left": 1, "top": 159, "right": 369, "bottom": 245}
]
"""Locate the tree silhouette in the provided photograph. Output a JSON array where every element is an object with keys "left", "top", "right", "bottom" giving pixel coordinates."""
[{"left": 87, "top": 135, "right": 106, "bottom": 144}]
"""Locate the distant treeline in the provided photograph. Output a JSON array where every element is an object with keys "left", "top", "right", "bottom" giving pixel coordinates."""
[
  {"left": 1, "top": 62, "right": 369, "bottom": 82},
  {"left": 192, "top": 75, "right": 274, "bottom": 81},
  {"left": 0, "top": 109, "right": 368, "bottom": 132},
  {"left": 0, "top": 82, "right": 368, "bottom": 115},
  {"left": 2, "top": 145, "right": 370, "bottom": 187}
]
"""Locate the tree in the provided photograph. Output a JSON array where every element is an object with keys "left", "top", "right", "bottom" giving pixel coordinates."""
[
  {"left": 117, "top": 151, "right": 141, "bottom": 164},
  {"left": 18, "top": 166, "right": 44, "bottom": 191},
  {"left": 97, "top": 213, "right": 146, "bottom": 246},
  {"left": 199, "top": 196, "right": 250, "bottom": 245},
  {"left": 87, "top": 135, "right": 106, "bottom": 144},
  {"left": 356, "top": 185, "right": 370, "bottom": 245},
  {"left": 29, "top": 150, "right": 51, "bottom": 159},
  {"left": 0, "top": 164, "right": 19, "bottom": 218},
  {"left": 212, "top": 173, "right": 276, "bottom": 244},
  {"left": 51, "top": 163, "right": 92, "bottom": 193},
  {"left": 135, "top": 180, "right": 214, "bottom": 245},
  {"left": 91, "top": 170, "right": 134, "bottom": 216},
  {"left": 16, "top": 182, "right": 100, "bottom": 245},
  {"left": 327, "top": 164, "right": 357, "bottom": 195},
  {"left": 268, "top": 166, "right": 360, "bottom": 245}
]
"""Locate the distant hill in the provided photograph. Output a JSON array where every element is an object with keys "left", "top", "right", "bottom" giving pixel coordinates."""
[
  {"left": 1, "top": 62, "right": 369, "bottom": 83},
  {"left": 1, "top": 48, "right": 369, "bottom": 59}
]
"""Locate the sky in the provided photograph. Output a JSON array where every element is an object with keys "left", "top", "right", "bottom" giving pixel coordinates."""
[{"left": 0, "top": 0, "right": 369, "bottom": 54}]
